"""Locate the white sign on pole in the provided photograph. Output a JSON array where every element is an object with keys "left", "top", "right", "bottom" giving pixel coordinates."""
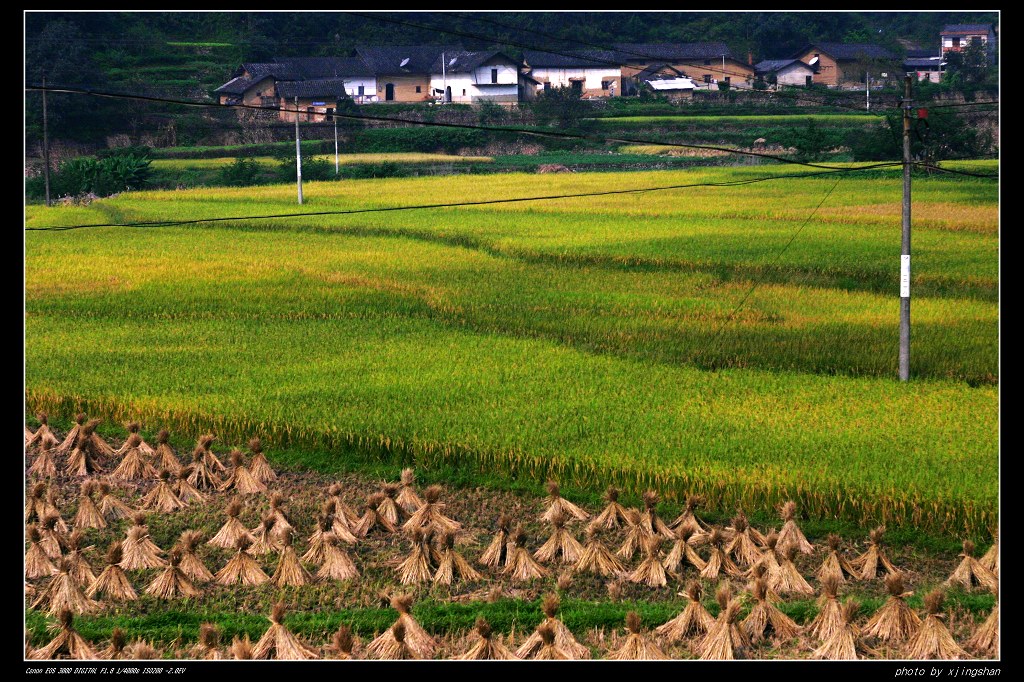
[{"left": 900, "top": 255, "right": 911, "bottom": 298}]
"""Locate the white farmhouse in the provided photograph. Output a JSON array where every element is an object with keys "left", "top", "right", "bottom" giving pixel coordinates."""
[
  {"left": 429, "top": 50, "right": 535, "bottom": 103},
  {"left": 522, "top": 49, "right": 622, "bottom": 98}
]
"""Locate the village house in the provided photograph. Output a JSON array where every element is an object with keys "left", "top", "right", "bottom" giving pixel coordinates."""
[
  {"left": 615, "top": 42, "right": 755, "bottom": 91},
  {"left": 428, "top": 50, "right": 537, "bottom": 104},
  {"left": 753, "top": 58, "right": 816, "bottom": 87},
  {"left": 903, "top": 49, "right": 943, "bottom": 83},
  {"left": 793, "top": 43, "right": 898, "bottom": 88},
  {"left": 940, "top": 23, "right": 997, "bottom": 63},
  {"left": 521, "top": 49, "right": 623, "bottom": 98}
]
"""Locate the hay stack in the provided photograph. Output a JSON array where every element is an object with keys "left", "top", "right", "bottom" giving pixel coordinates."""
[
  {"left": 979, "top": 529, "right": 998, "bottom": 576},
  {"left": 945, "top": 540, "right": 998, "bottom": 592},
  {"left": 516, "top": 593, "right": 590, "bottom": 659},
  {"left": 629, "top": 536, "right": 668, "bottom": 587},
  {"left": 663, "top": 526, "right": 707, "bottom": 574},
  {"left": 110, "top": 434, "right": 156, "bottom": 480},
  {"left": 367, "top": 594, "right": 437, "bottom": 659},
  {"left": 966, "top": 588, "right": 998, "bottom": 658},
  {"left": 700, "top": 528, "right": 743, "bottom": 580},
  {"left": 86, "top": 544, "right": 137, "bottom": 602},
  {"left": 146, "top": 549, "right": 201, "bottom": 599},
  {"left": 402, "top": 484, "right": 461, "bottom": 534},
  {"left": 186, "top": 449, "right": 222, "bottom": 490},
  {"left": 248, "top": 516, "right": 283, "bottom": 556},
  {"left": 535, "top": 509, "right": 584, "bottom": 564},
  {"left": 66, "top": 432, "right": 102, "bottom": 477},
  {"left": 64, "top": 531, "right": 96, "bottom": 587},
  {"left": 193, "top": 623, "right": 224, "bottom": 660},
  {"left": 271, "top": 530, "right": 312, "bottom": 588},
  {"left": 27, "top": 413, "right": 60, "bottom": 450},
  {"left": 29, "top": 610, "right": 97, "bottom": 660},
  {"left": 669, "top": 494, "right": 711, "bottom": 543},
  {"left": 328, "top": 483, "right": 362, "bottom": 528},
  {"left": 656, "top": 580, "right": 715, "bottom": 641},
  {"left": 323, "top": 501, "right": 360, "bottom": 544},
  {"left": 119, "top": 516, "right": 167, "bottom": 570},
  {"left": 850, "top": 526, "right": 898, "bottom": 580},
  {"left": 811, "top": 599, "right": 861, "bottom": 660},
  {"left": 315, "top": 533, "right": 359, "bottom": 582},
  {"left": 372, "top": 622, "right": 417, "bottom": 660},
  {"left": 861, "top": 572, "right": 921, "bottom": 643},
  {"left": 698, "top": 583, "right": 750, "bottom": 660},
  {"left": 116, "top": 422, "right": 155, "bottom": 457},
  {"left": 25, "top": 482, "right": 49, "bottom": 524},
  {"left": 153, "top": 430, "right": 180, "bottom": 475},
  {"left": 904, "top": 590, "right": 968, "bottom": 659},
  {"left": 302, "top": 514, "right": 336, "bottom": 564},
  {"left": 26, "top": 527, "right": 58, "bottom": 579},
  {"left": 770, "top": 545, "right": 815, "bottom": 597},
  {"left": 264, "top": 491, "right": 295, "bottom": 538},
  {"left": 126, "top": 639, "right": 163, "bottom": 660},
  {"left": 141, "top": 469, "right": 187, "bottom": 513},
  {"left": 741, "top": 577, "right": 801, "bottom": 643},
  {"left": 99, "top": 627, "right": 129, "bottom": 660},
  {"left": 327, "top": 625, "right": 355, "bottom": 660},
  {"left": 574, "top": 527, "right": 625, "bottom": 577},
  {"left": 589, "top": 485, "right": 630, "bottom": 531},
  {"left": 252, "top": 602, "right": 319, "bottom": 660},
  {"left": 540, "top": 481, "right": 589, "bottom": 524},
  {"left": 725, "top": 510, "right": 764, "bottom": 567},
  {"left": 215, "top": 536, "right": 270, "bottom": 586},
  {"left": 175, "top": 466, "right": 208, "bottom": 505},
  {"left": 97, "top": 481, "right": 134, "bottom": 521},
  {"left": 230, "top": 635, "right": 254, "bottom": 660},
  {"left": 377, "top": 483, "right": 405, "bottom": 526},
  {"left": 808, "top": 575, "right": 845, "bottom": 641},
  {"left": 395, "top": 468, "right": 423, "bottom": 513},
  {"left": 478, "top": 514, "right": 511, "bottom": 568},
  {"left": 397, "top": 528, "right": 435, "bottom": 585},
  {"left": 456, "top": 617, "right": 520, "bottom": 660},
  {"left": 502, "top": 526, "right": 548, "bottom": 581},
  {"left": 353, "top": 493, "right": 398, "bottom": 537},
  {"left": 72, "top": 480, "right": 106, "bottom": 530},
  {"left": 31, "top": 558, "right": 100, "bottom": 615},
  {"left": 38, "top": 513, "right": 68, "bottom": 559},
  {"left": 434, "top": 532, "right": 483, "bottom": 585},
  {"left": 776, "top": 501, "right": 813, "bottom": 555},
  {"left": 616, "top": 508, "right": 649, "bottom": 560},
  {"left": 817, "top": 534, "right": 858, "bottom": 584},
  {"left": 530, "top": 624, "right": 569, "bottom": 660},
  {"left": 193, "top": 434, "right": 225, "bottom": 472},
  {"left": 248, "top": 437, "right": 277, "bottom": 484},
  {"left": 607, "top": 611, "right": 669, "bottom": 660},
  {"left": 745, "top": 563, "right": 782, "bottom": 603},
  {"left": 638, "top": 490, "right": 675, "bottom": 540},
  {"left": 218, "top": 449, "right": 267, "bottom": 495},
  {"left": 207, "top": 499, "right": 255, "bottom": 549},
  {"left": 28, "top": 442, "right": 58, "bottom": 478},
  {"left": 175, "top": 530, "right": 213, "bottom": 583},
  {"left": 54, "top": 413, "right": 88, "bottom": 458}
]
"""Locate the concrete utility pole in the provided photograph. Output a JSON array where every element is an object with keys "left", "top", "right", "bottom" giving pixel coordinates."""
[
  {"left": 334, "top": 114, "right": 339, "bottom": 176},
  {"left": 42, "top": 76, "right": 51, "bottom": 207},
  {"left": 295, "top": 96, "right": 303, "bottom": 205},
  {"left": 899, "top": 75, "right": 912, "bottom": 381},
  {"left": 866, "top": 71, "right": 870, "bottom": 111}
]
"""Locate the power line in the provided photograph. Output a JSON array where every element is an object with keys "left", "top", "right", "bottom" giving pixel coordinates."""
[
  {"left": 24, "top": 164, "right": 903, "bottom": 232},
  {"left": 926, "top": 100, "right": 998, "bottom": 109},
  {"left": 913, "top": 162, "right": 998, "bottom": 179}
]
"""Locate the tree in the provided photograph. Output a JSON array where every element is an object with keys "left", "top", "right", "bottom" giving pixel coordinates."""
[
  {"left": 531, "top": 86, "right": 592, "bottom": 130},
  {"left": 943, "top": 40, "right": 990, "bottom": 89}
]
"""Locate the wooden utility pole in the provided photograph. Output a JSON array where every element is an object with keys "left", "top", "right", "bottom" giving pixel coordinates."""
[
  {"left": 294, "top": 96, "right": 303, "bottom": 205},
  {"left": 899, "top": 75, "right": 912, "bottom": 381},
  {"left": 42, "top": 76, "right": 51, "bottom": 207}
]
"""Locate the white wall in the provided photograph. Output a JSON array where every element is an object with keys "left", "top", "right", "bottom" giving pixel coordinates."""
[
  {"left": 428, "top": 73, "right": 520, "bottom": 102},
  {"left": 471, "top": 63, "right": 518, "bottom": 85},
  {"left": 530, "top": 66, "right": 620, "bottom": 90},
  {"left": 343, "top": 77, "right": 378, "bottom": 103},
  {"left": 776, "top": 65, "right": 814, "bottom": 86}
]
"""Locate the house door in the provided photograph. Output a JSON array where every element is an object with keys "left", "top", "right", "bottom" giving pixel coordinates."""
[
  {"left": 805, "top": 75, "right": 813, "bottom": 87},
  {"left": 385, "top": 83, "right": 395, "bottom": 101},
  {"left": 445, "top": 86, "right": 452, "bottom": 103}
]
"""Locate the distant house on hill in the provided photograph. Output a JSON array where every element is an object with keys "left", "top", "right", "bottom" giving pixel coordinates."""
[
  {"left": 793, "top": 43, "right": 898, "bottom": 88},
  {"left": 754, "top": 58, "right": 815, "bottom": 87},
  {"left": 904, "top": 49, "right": 944, "bottom": 83},
  {"left": 521, "top": 49, "right": 623, "bottom": 98},
  {"left": 429, "top": 50, "right": 537, "bottom": 104},
  {"left": 940, "top": 23, "right": 997, "bottom": 63},
  {"left": 642, "top": 76, "right": 697, "bottom": 101},
  {"left": 614, "top": 42, "right": 755, "bottom": 91}
]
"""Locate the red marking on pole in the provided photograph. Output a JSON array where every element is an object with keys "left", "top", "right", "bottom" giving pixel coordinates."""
[{"left": 917, "top": 108, "right": 928, "bottom": 119}]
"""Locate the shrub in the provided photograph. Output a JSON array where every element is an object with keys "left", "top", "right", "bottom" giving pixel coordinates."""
[{"left": 217, "top": 157, "right": 265, "bottom": 187}]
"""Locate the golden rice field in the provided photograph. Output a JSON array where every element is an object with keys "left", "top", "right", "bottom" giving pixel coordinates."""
[{"left": 150, "top": 153, "right": 494, "bottom": 170}]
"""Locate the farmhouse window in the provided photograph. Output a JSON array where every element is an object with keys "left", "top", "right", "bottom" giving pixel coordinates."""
[
  {"left": 703, "top": 74, "right": 712, "bottom": 83},
  {"left": 544, "top": 82, "right": 551, "bottom": 92},
  {"left": 462, "top": 89, "right": 467, "bottom": 96},
  {"left": 601, "top": 80, "right": 610, "bottom": 90},
  {"left": 724, "top": 77, "right": 730, "bottom": 84},
  {"left": 416, "top": 85, "right": 422, "bottom": 93},
  {"left": 358, "top": 85, "right": 364, "bottom": 96},
  {"left": 492, "top": 68, "right": 498, "bottom": 83},
  {"left": 952, "top": 37, "right": 961, "bottom": 47}
]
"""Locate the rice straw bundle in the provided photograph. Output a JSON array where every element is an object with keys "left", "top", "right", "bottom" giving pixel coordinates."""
[
  {"left": 38, "top": 514, "right": 68, "bottom": 559},
  {"left": 367, "top": 594, "right": 437, "bottom": 659},
  {"left": 978, "top": 529, "right": 998, "bottom": 575},
  {"left": 808, "top": 575, "right": 845, "bottom": 641},
  {"left": 248, "top": 516, "right": 284, "bottom": 556},
  {"left": 141, "top": 469, "right": 187, "bottom": 513},
  {"left": 817, "top": 534, "right": 858, "bottom": 584},
  {"left": 745, "top": 563, "right": 782, "bottom": 603},
  {"left": 700, "top": 528, "right": 743, "bottom": 580},
  {"left": 607, "top": 611, "right": 669, "bottom": 660},
  {"left": 540, "top": 481, "right": 589, "bottom": 524},
  {"left": 29, "top": 610, "right": 97, "bottom": 660},
  {"left": 64, "top": 531, "right": 96, "bottom": 587},
  {"left": 535, "top": 509, "right": 584, "bottom": 564},
  {"left": 663, "top": 526, "right": 708, "bottom": 575},
  {"left": 247, "top": 437, "right": 277, "bottom": 484},
  {"left": 629, "top": 536, "right": 669, "bottom": 587},
  {"left": 215, "top": 536, "right": 270, "bottom": 586},
  {"left": 322, "top": 501, "right": 360, "bottom": 544},
  {"left": 574, "top": 527, "right": 625, "bottom": 577},
  {"left": 31, "top": 558, "right": 100, "bottom": 615},
  {"left": 966, "top": 588, "right": 998, "bottom": 658},
  {"left": 252, "top": 602, "right": 320, "bottom": 660},
  {"left": 271, "top": 530, "right": 311, "bottom": 588},
  {"left": 432, "top": 532, "right": 483, "bottom": 585},
  {"left": 372, "top": 622, "right": 417, "bottom": 660},
  {"left": 208, "top": 499, "right": 255, "bottom": 549},
  {"left": 175, "top": 530, "right": 213, "bottom": 583},
  {"left": 776, "top": 501, "right": 813, "bottom": 555},
  {"left": 116, "top": 422, "right": 155, "bottom": 457},
  {"left": 904, "top": 590, "right": 968, "bottom": 659},
  {"left": 193, "top": 434, "right": 225, "bottom": 472},
  {"left": 328, "top": 483, "right": 361, "bottom": 528},
  {"left": 945, "top": 540, "right": 998, "bottom": 592},
  {"left": 725, "top": 511, "right": 764, "bottom": 567},
  {"left": 397, "top": 528, "right": 435, "bottom": 585},
  {"left": 669, "top": 494, "right": 711, "bottom": 542},
  {"left": 638, "top": 490, "right": 674, "bottom": 540},
  {"left": 99, "top": 627, "right": 128, "bottom": 660},
  {"left": 54, "top": 413, "right": 88, "bottom": 458},
  {"left": 96, "top": 481, "right": 134, "bottom": 521},
  {"left": 218, "top": 450, "right": 267, "bottom": 495},
  {"left": 616, "top": 508, "right": 649, "bottom": 560},
  {"left": 193, "top": 623, "right": 224, "bottom": 660},
  {"left": 478, "top": 514, "right": 511, "bottom": 568},
  {"left": 862, "top": 572, "right": 921, "bottom": 643},
  {"left": 850, "top": 526, "right": 898, "bottom": 580},
  {"left": 698, "top": 583, "right": 750, "bottom": 660},
  {"left": 146, "top": 549, "right": 201, "bottom": 599},
  {"left": 72, "top": 480, "right": 106, "bottom": 530},
  {"left": 402, "top": 484, "right": 461, "bottom": 534},
  {"left": 66, "top": 432, "right": 102, "bottom": 477},
  {"left": 119, "top": 516, "right": 167, "bottom": 570},
  {"left": 265, "top": 491, "right": 295, "bottom": 538},
  {"left": 175, "top": 466, "right": 208, "bottom": 505},
  {"left": 27, "top": 413, "right": 59, "bottom": 450},
  {"left": 516, "top": 593, "right": 590, "bottom": 659},
  {"left": 45, "top": 487, "right": 70, "bottom": 532},
  {"left": 396, "top": 468, "right": 423, "bottom": 513},
  {"left": 353, "top": 493, "right": 398, "bottom": 537},
  {"left": 28, "top": 442, "right": 58, "bottom": 478},
  {"left": 110, "top": 434, "right": 156, "bottom": 481},
  {"left": 811, "top": 599, "right": 861, "bottom": 660},
  {"left": 302, "top": 514, "right": 335, "bottom": 564},
  {"left": 456, "top": 617, "right": 520, "bottom": 660},
  {"left": 655, "top": 580, "right": 716, "bottom": 641},
  {"left": 26, "top": 527, "right": 58, "bottom": 579},
  {"left": 231, "top": 635, "right": 254, "bottom": 659},
  {"left": 377, "top": 483, "right": 405, "bottom": 526},
  {"left": 186, "top": 449, "right": 222, "bottom": 490},
  {"left": 741, "top": 577, "right": 801, "bottom": 643},
  {"left": 502, "top": 527, "right": 548, "bottom": 581},
  {"left": 153, "top": 430, "right": 181, "bottom": 475},
  {"left": 530, "top": 624, "right": 569, "bottom": 660},
  {"left": 770, "top": 545, "right": 815, "bottom": 596},
  {"left": 589, "top": 485, "right": 630, "bottom": 531},
  {"left": 86, "top": 544, "right": 137, "bottom": 601},
  {"left": 125, "top": 640, "right": 163, "bottom": 660},
  {"left": 25, "top": 482, "right": 48, "bottom": 524},
  {"left": 315, "top": 533, "right": 359, "bottom": 581},
  {"left": 327, "top": 625, "right": 355, "bottom": 660}
]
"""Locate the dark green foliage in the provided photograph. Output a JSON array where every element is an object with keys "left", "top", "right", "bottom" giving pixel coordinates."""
[
  {"left": 850, "top": 109, "right": 994, "bottom": 162},
  {"left": 531, "top": 86, "right": 594, "bottom": 131},
  {"left": 274, "top": 156, "right": 333, "bottom": 182},
  {"left": 34, "top": 150, "right": 153, "bottom": 199},
  {"left": 216, "top": 157, "right": 266, "bottom": 186}
]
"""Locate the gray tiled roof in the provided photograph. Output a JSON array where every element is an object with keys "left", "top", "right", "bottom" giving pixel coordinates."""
[
  {"left": 614, "top": 42, "right": 737, "bottom": 62},
  {"left": 355, "top": 45, "right": 461, "bottom": 74},
  {"left": 522, "top": 48, "right": 622, "bottom": 69},
  {"left": 276, "top": 78, "right": 354, "bottom": 99},
  {"left": 754, "top": 58, "right": 812, "bottom": 74},
  {"left": 430, "top": 50, "right": 518, "bottom": 73},
  {"left": 800, "top": 43, "right": 897, "bottom": 61},
  {"left": 270, "top": 57, "right": 373, "bottom": 79},
  {"left": 904, "top": 57, "right": 943, "bottom": 68}
]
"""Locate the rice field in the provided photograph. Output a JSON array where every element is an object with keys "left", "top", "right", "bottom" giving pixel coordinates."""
[
  {"left": 24, "top": 162, "right": 999, "bottom": 535},
  {"left": 150, "top": 153, "right": 495, "bottom": 170}
]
